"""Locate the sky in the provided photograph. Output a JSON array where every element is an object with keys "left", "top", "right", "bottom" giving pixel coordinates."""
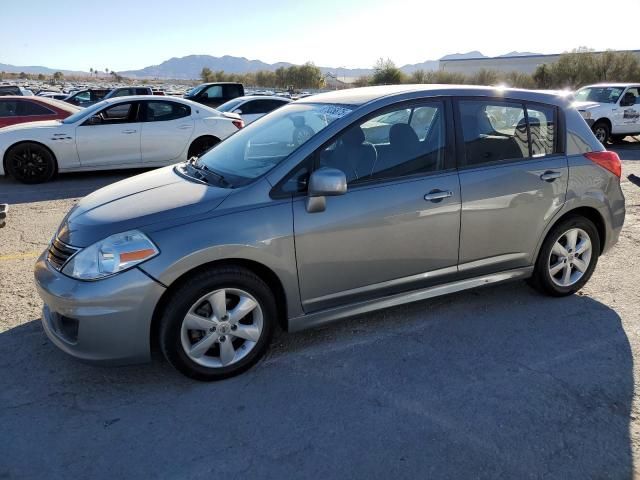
[{"left": 1, "top": 0, "right": 638, "bottom": 72}]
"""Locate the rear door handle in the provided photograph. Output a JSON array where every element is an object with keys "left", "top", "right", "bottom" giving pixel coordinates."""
[
  {"left": 178, "top": 124, "right": 192, "bottom": 130},
  {"left": 122, "top": 129, "right": 137, "bottom": 134},
  {"left": 540, "top": 171, "right": 562, "bottom": 182},
  {"left": 424, "top": 190, "right": 453, "bottom": 202}
]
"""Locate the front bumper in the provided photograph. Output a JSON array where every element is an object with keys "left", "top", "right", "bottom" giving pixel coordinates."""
[{"left": 34, "top": 253, "right": 166, "bottom": 365}]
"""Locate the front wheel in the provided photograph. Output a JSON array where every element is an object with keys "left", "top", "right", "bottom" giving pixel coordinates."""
[
  {"left": 6, "top": 142, "right": 57, "bottom": 184},
  {"left": 592, "top": 121, "right": 610, "bottom": 144},
  {"left": 529, "top": 216, "right": 600, "bottom": 297},
  {"left": 160, "top": 267, "right": 276, "bottom": 381}
]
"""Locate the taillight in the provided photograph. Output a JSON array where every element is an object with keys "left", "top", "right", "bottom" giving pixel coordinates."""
[
  {"left": 232, "top": 119, "right": 244, "bottom": 130},
  {"left": 584, "top": 151, "right": 621, "bottom": 178}
]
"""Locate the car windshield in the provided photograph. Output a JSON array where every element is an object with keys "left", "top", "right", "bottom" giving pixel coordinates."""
[
  {"left": 574, "top": 86, "right": 625, "bottom": 104},
  {"left": 61, "top": 100, "right": 108, "bottom": 124},
  {"left": 197, "top": 102, "right": 354, "bottom": 186},
  {"left": 216, "top": 98, "right": 246, "bottom": 113}
]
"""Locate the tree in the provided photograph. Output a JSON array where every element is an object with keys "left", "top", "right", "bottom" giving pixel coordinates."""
[
  {"left": 410, "top": 69, "right": 429, "bottom": 84},
  {"left": 89, "top": 67, "right": 94, "bottom": 77},
  {"left": 533, "top": 64, "right": 552, "bottom": 89},
  {"left": 353, "top": 75, "right": 371, "bottom": 87},
  {"left": 200, "top": 67, "right": 213, "bottom": 82},
  {"left": 52, "top": 71, "right": 64, "bottom": 83},
  {"left": 371, "top": 58, "right": 405, "bottom": 85},
  {"left": 468, "top": 69, "right": 499, "bottom": 86},
  {"left": 37, "top": 73, "right": 46, "bottom": 81}
]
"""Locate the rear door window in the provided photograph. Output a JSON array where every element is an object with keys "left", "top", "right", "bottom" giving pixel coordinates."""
[
  {"left": 458, "top": 100, "right": 528, "bottom": 166},
  {"left": 458, "top": 99, "right": 559, "bottom": 166},
  {"left": 17, "top": 101, "right": 55, "bottom": 116},
  {"left": 526, "top": 104, "right": 556, "bottom": 156},
  {"left": 224, "top": 84, "right": 243, "bottom": 98},
  {"left": 0, "top": 100, "right": 18, "bottom": 117},
  {"left": 142, "top": 101, "right": 190, "bottom": 121}
]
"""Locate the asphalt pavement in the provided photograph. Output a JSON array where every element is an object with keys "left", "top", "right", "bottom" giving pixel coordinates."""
[{"left": 1, "top": 143, "right": 639, "bottom": 479}]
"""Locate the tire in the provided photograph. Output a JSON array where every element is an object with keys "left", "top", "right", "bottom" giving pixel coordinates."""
[
  {"left": 6, "top": 142, "right": 57, "bottom": 184},
  {"left": 592, "top": 121, "right": 610, "bottom": 144},
  {"left": 187, "top": 136, "right": 219, "bottom": 159},
  {"left": 528, "top": 215, "right": 600, "bottom": 297},
  {"left": 160, "top": 266, "right": 276, "bottom": 381}
]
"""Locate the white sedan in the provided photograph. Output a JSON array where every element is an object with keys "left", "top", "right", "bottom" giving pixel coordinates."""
[
  {"left": 0, "top": 96, "right": 243, "bottom": 183},
  {"left": 216, "top": 95, "right": 291, "bottom": 125}
]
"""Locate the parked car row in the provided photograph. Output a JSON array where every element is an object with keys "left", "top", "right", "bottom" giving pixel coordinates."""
[{"left": 0, "top": 96, "right": 243, "bottom": 183}]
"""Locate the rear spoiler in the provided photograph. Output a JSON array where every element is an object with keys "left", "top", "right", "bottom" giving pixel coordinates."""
[
  {"left": 0, "top": 203, "right": 7, "bottom": 228},
  {"left": 220, "top": 111, "right": 242, "bottom": 121}
]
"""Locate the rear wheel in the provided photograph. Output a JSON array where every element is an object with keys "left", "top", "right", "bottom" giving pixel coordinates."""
[
  {"left": 188, "top": 136, "right": 219, "bottom": 159},
  {"left": 529, "top": 216, "right": 600, "bottom": 297},
  {"left": 160, "top": 266, "right": 276, "bottom": 381},
  {"left": 6, "top": 142, "right": 56, "bottom": 184},
  {"left": 592, "top": 121, "right": 610, "bottom": 144}
]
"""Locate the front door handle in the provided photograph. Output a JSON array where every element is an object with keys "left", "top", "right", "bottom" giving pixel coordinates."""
[
  {"left": 540, "top": 171, "right": 562, "bottom": 182},
  {"left": 122, "top": 129, "right": 137, "bottom": 134},
  {"left": 424, "top": 190, "right": 453, "bottom": 202}
]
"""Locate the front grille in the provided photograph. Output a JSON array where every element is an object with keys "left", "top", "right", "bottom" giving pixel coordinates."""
[{"left": 47, "top": 237, "right": 79, "bottom": 270}]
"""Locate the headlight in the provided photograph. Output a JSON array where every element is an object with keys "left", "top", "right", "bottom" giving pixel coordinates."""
[{"left": 62, "top": 230, "right": 159, "bottom": 280}]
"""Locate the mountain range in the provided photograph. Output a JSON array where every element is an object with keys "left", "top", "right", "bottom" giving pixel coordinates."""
[{"left": 0, "top": 51, "right": 542, "bottom": 80}]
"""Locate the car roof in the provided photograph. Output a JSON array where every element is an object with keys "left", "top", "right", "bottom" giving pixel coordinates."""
[
  {"left": 579, "top": 83, "right": 640, "bottom": 88},
  {"left": 297, "top": 84, "right": 574, "bottom": 107},
  {"left": 0, "top": 95, "right": 79, "bottom": 111},
  {"left": 235, "top": 95, "right": 291, "bottom": 102}
]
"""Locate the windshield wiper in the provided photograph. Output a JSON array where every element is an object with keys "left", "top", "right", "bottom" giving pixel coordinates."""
[{"left": 188, "top": 157, "right": 231, "bottom": 187}]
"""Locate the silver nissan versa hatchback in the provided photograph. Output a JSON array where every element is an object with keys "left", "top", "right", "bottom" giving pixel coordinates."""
[{"left": 34, "top": 85, "right": 625, "bottom": 380}]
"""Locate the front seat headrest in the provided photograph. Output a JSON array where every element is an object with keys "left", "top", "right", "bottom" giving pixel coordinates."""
[
  {"left": 342, "top": 126, "right": 365, "bottom": 146},
  {"left": 389, "top": 123, "right": 419, "bottom": 145}
]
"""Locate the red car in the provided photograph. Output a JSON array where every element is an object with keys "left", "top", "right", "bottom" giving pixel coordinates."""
[{"left": 0, "top": 96, "right": 80, "bottom": 128}]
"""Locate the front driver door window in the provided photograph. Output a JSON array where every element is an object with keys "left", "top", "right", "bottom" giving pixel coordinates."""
[
  {"left": 75, "top": 102, "right": 142, "bottom": 166},
  {"left": 293, "top": 100, "right": 461, "bottom": 312}
]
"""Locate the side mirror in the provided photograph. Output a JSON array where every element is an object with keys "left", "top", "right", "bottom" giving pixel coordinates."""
[
  {"left": 87, "top": 115, "right": 102, "bottom": 125},
  {"left": 233, "top": 108, "right": 243, "bottom": 114},
  {"left": 305, "top": 167, "right": 347, "bottom": 213}
]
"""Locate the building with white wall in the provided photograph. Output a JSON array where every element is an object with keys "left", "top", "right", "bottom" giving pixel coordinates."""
[{"left": 439, "top": 50, "right": 640, "bottom": 75}]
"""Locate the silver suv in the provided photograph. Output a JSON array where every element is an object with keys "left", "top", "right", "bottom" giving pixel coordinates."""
[{"left": 34, "top": 85, "right": 625, "bottom": 380}]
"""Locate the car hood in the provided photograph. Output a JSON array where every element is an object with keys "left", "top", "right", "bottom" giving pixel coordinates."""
[
  {"left": 572, "top": 101, "right": 601, "bottom": 110},
  {"left": 0, "top": 119, "right": 61, "bottom": 132},
  {"left": 56, "top": 165, "right": 232, "bottom": 247}
]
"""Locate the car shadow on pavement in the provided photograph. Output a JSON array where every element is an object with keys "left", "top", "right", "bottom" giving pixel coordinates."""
[
  {"left": 0, "top": 169, "right": 150, "bottom": 205},
  {"left": 0, "top": 282, "right": 634, "bottom": 479}
]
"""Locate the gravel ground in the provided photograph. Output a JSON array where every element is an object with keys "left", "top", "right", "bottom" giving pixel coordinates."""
[{"left": 0, "top": 144, "right": 639, "bottom": 479}]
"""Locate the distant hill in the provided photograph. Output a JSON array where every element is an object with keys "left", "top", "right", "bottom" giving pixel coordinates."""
[
  {"left": 440, "top": 51, "right": 488, "bottom": 61},
  {"left": 497, "top": 51, "right": 542, "bottom": 58},
  {"left": 0, "top": 63, "right": 87, "bottom": 77},
  {"left": 119, "top": 55, "right": 295, "bottom": 80},
  {"left": 0, "top": 51, "right": 547, "bottom": 80},
  {"left": 399, "top": 60, "right": 440, "bottom": 74}
]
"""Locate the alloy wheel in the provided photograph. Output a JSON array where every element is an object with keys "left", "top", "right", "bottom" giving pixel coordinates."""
[
  {"left": 180, "top": 288, "right": 263, "bottom": 368},
  {"left": 547, "top": 228, "right": 593, "bottom": 287},
  {"left": 10, "top": 146, "right": 51, "bottom": 182}
]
